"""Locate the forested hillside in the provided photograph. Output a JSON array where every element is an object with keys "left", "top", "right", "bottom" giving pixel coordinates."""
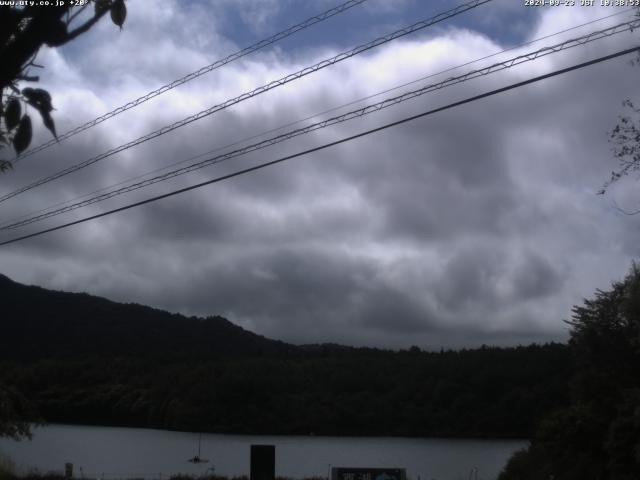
[
  {"left": 0, "top": 274, "right": 289, "bottom": 359},
  {"left": 0, "top": 274, "right": 571, "bottom": 438}
]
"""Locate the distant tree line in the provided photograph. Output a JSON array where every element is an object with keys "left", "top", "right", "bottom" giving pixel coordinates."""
[
  {"left": 0, "top": 343, "right": 570, "bottom": 439},
  {"left": 0, "top": 273, "right": 572, "bottom": 439}
]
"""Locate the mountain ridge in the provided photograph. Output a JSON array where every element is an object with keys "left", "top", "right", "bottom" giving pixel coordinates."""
[
  {"left": 0, "top": 273, "right": 572, "bottom": 438},
  {"left": 0, "top": 273, "right": 292, "bottom": 361}
]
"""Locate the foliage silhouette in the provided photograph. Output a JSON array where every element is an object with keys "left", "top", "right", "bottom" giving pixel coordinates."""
[
  {"left": 0, "top": 383, "right": 38, "bottom": 440},
  {"left": 499, "top": 263, "right": 640, "bottom": 479},
  {"left": 599, "top": 8, "right": 640, "bottom": 196},
  {"left": 0, "top": 0, "right": 126, "bottom": 171}
]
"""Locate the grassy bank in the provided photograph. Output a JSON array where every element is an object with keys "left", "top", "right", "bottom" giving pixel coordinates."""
[{"left": 0, "top": 470, "right": 328, "bottom": 480}]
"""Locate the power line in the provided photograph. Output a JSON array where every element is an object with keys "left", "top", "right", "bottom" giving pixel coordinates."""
[
  {"left": 4, "top": 18, "right": 637, "bottom": 230},
  {"left": 0, "top": 8, "right": 636, "bottom": 230},
  {"left": 0, "top": 0, "right": 493, "bottom": 205},
  {"left": 14, "top": 0, "right": 372, "bottom": 161},
  {"left": 1, "top": 45, "right": 636, "bottom": 247},
  {"left": 4, "top": 7, "right": 629, "bottom": 230}
]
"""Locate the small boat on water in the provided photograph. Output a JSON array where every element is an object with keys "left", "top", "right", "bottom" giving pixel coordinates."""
[{"left": 188, "top": 433, "right": 209, "bottom": 464}]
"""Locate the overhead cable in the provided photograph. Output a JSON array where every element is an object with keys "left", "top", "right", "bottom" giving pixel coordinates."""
[
  {"left": 5, "top": 6, "right": 632, "bottom": 231},
  {"left": 4, "top": 19, "right": 638, "bottom": 230},
  {"left": 0, "top": 0, "right": 493, "bottom": 204},
  {"left": 15, "top": 0, "right": 372, "bottom": 161},
  {"left": 5, "top": 6, "right": 628, "bottom": 230},
  {"left": 1, "top": 44, "right": 637, "bottom": 247},
  {"left": 3, "top": 8, "right": 632, "bottom": 231}
]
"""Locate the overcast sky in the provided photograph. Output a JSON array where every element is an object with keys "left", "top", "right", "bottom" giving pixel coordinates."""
[{"left": 1, "top": 0, "right": 639, "bottom": 349}]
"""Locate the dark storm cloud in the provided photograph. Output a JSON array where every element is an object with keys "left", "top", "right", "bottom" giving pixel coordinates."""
[
  {"left": 115, "top": 245, "right": 443, "bottom": 344},
  {"left": 354, "top": 287, "right": 435, "bottom": 334},
  {"left": 434, "top": 245, "right": 563, "bottom": 312},
  {"left": 511, "top": 252, "right": 564, "bottom": 301},
  {"left": 1, "top": 2, "right": 639, "bottom": 348},
  {"left": 137, "top": 247, "right": 387, "bottom": 342},
  {"left": 346, "top": 116, "right": 517, "bottom": 243},
  {"left": 434, "top": 245, "right": 505, "bottom": 313}
]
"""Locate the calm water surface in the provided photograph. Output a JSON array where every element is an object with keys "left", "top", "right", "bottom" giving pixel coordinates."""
[{"left": 0, "top": 425, "right": 527, "bottom": 480}]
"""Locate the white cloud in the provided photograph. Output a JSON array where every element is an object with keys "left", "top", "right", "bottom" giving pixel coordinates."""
[{"left": 1, "top": 2, "right": 639, "bottom": 348}]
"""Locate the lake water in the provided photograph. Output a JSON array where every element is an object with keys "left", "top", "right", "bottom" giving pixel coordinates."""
[{"left": 0, "top": 425, "right": 527, "bottom": 480}]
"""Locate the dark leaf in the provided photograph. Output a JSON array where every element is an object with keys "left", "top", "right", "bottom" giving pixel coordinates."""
[
  {"left": 95, "top": 0, "right": 110, "bottom": 15},
  {"left": 33, "top": 88, "right": 53, "bottom": 112},
  {"left": 41, "top": 110, "right": 58, "bottom": 141},
  {"left": 0, "top": 160, "right": 13, "bottom": 173},
  {"left": 5, "top": 97, "right": 21, "bottom": 131},
  {"left": 22, "top": 87, "right": 57, "bottom": 140},
  {"left": 33, "top": 88, "right": 52, "bottom": 104},
  {"left": 22, "top": 87, "right": 53, "bottom": 113},
  {"left": 44, "top": 18, "right": 68, "bottom": 47},
  {"left": 13, "top": 115, "right": 32, "bottom": 155},
  {"left": 110, "top": 0, "right": 126, "bottom": 29}
]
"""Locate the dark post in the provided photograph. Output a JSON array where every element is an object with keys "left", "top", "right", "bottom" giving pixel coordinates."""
[{"left": 250, "top": 444, "right": 275, "bottom": 480}]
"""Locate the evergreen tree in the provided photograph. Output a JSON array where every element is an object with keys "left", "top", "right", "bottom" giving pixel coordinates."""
[{"left": 500, "top": 264, "right": 640, "bottom": 480}]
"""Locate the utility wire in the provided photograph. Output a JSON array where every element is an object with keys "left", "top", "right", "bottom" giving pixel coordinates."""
[
  {"left": 4, "top": 7, "right": 630, "bottom": 230},
  {"left": 1, "top": 45, "right": 637, "bottom": 247},
  {"left": 4, "top": 19, "right": 637, "bottom": 231},
  {"left": 15, "top": 0, "right": 372, "bottom": 161},
  {"left": 0, "top": 0, "right": 493, "bottom": 204},
  {"left": 0, "top": 10, "right": 633, "bottom": 229}
]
